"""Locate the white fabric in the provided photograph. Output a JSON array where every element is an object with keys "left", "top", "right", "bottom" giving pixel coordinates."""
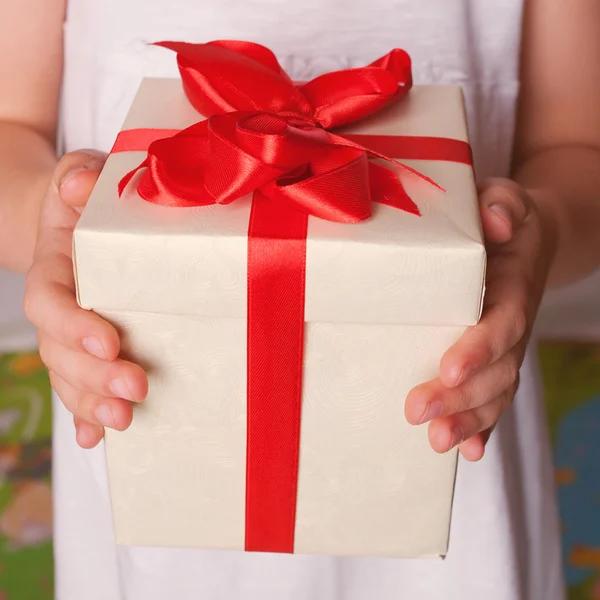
[{"left": 55, "top": 1, "right": 565, "bottom": 598}]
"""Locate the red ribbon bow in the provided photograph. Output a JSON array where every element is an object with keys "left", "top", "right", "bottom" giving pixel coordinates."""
[
  {"left": 119, "top": 40, "right": 434, "bottom": 218},
  {"left": 114, "top": 40, "right": 473, "bottom": 555}
]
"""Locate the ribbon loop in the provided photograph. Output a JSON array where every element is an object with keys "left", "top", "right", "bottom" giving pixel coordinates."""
[
  {"left": 154, "top": 41, "right": 313, "bottom": 118},
  {"left": 120, "top": 40, "right": 433, "bottom": 220},
  {"left": 266, "top": 148, "right": 372, "bottom": 223},
  {"left": 234, "top": 113, "right": 322, "bottom": 169},
  {"left": 301, "top": 56, "right": 412, "bottom": 129}
]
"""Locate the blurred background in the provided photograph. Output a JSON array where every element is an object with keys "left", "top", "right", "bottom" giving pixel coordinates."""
[{"left": 1, "top": 267, "right": 599, "bottom": 600}]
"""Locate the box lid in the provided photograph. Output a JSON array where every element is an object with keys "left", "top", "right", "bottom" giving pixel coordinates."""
[{"left": 74, "top": 78, "right": 485, "bottom": 327}]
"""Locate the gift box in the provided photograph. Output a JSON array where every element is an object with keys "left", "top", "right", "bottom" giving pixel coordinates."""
[{"left": 73, "top": 41, "right": 485, "bottom": 558}]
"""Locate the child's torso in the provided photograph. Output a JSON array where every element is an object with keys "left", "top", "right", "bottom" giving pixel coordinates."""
[{"left": 61, "top": 0, "right": 524, "bottom": 178}]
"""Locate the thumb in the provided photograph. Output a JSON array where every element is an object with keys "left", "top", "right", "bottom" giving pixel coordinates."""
[
  {"left": 478, "top": 178, "right": 530, "bottom": 245},
  {"left": 53, "top": 149, "right": 108, "bottom": 212}
]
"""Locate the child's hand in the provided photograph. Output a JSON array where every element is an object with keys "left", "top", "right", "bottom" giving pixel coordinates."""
[
  {"left": 24, "top": 150, "right": 148, "bottom": 449},
  {"left": 405, "top": 178, "right": 556, "bottom": 461}
]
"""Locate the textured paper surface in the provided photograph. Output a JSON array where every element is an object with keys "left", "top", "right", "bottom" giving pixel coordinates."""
[
  {"left": 74, "top": 79, "right": 485, "bottom": 327},
  {"left": 73, "top": 78, "right": 485, "bottom": 557},
  {"left": 103, "top": 310, "right": 462, "bottom": 557}
]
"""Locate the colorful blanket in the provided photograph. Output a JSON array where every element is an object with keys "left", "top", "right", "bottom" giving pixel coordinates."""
[
  {"left": 539, "top": 343, "right": 600, "bottom": 599},
  {"left": 0, "top": 352, "right": 53, "bottom": 599}
]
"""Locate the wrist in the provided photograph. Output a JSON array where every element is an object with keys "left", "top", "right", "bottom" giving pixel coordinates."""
[{"left": 526, "top": 187, "right": 562, "bottom": 285}]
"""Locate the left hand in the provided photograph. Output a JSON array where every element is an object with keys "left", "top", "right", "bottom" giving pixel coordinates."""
[{"left": 404, "top": 178, "right": 557, "bottom": 461}]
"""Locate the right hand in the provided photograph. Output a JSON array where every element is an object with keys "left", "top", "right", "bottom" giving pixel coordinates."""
[{"left": 24, "top": 150, "right": 148, "bottom": 449}]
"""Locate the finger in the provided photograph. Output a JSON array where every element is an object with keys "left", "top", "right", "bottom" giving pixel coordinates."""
[
  {"left": 441, "top": 183, "right": 542, "bottom": 387},
  {"left": 405, "top": 352, "right": 520, "bottom": 425},
  {"left": 459, "top": 427, "right": 494, "bottom": 462},
  {"left": 24, "top": 276, "right": 120, "bottom": 360},
  {"left": 428, "top": 390, "right": 513, "bottom": 454},
  {"left": 74, "top": 417, "right": 105, "bottom": 449},
  {"left": 458, "top": 434, "right": 486, "bottom": 462},
  {"left": 31, "top": 150, "right": 106, "bottom": 269},
  {"left": 54, "top": 149, "right": 107, "bottom": 211},
  {"left": 39, "top": 336, "right": 147, "bottom": 401},
  {"left": 477, "top": 179, "right": 530, "bottom": 244},
  {"left": 50, "top": 371, "right": 134, "bottom": 431},
  {"left": 439, "top": 247, "right": 533, "bottom": 387},
  {"left": 35, "top": 151, "right": 106, "bottom": 236},
  {"left": 26, "top": 152, "right": 119, "bottom": 360}
]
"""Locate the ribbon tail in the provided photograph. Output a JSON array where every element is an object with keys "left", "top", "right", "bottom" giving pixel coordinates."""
[
  {"left": 369, "top": 162, "right": 420, "bottom": 216},
  {"left": 328, "top": 132, "right": 445, "bottom": 193},
  {"left": 118, "top": 159, "right": 148, "bottom": 197}
]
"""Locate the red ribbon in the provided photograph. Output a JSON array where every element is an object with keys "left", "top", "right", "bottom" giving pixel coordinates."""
[{"left": 114, "top": 41, "right": 473, "bottom": 554}]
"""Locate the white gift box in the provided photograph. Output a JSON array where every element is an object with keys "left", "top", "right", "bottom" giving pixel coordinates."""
[{"left": 73, "top": 77, "right": 485, "bottom": 558}]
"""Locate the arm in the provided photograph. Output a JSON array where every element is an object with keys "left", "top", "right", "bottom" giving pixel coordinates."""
[
  {"left": 2, "top": 0, "right": 148, "bottom": 447},
  {"left": 0, "top": 0, "right": 64, "bottom": 272},
  {"left": 406, "top": 0, "right": 600, "bottom": 460},
  {"left": 513, "top": 0, "right": 600, "bottom": 287}
]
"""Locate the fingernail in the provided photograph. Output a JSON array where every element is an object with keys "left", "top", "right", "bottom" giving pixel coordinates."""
[
  {"left": 82, "top": 336, "right": 107, "bottom": 359},
  {"left": 489, "top": 203, "right": 512, "bottom": 227},
  {"left": 454, "top": 364, "right": 475, "bottom": 387},
  {"left": 59, "top": 167, "right": 87, "bottom": 190},
  {"left": 95, "top": 404, "right": 115, "bottom": 428},
  {"left": 419, "top": 399, "right": 443, "bottom": 424},
  {"left": 450, "top": 426, "right": 465, "bottom": 450},
  {"left": 109, "top": 378, "right": 133, "bottom": 401}
]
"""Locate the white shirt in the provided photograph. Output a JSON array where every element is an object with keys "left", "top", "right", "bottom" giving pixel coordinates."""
[{"left": 54, "top": 1, "right": 565, "bottom": 598}]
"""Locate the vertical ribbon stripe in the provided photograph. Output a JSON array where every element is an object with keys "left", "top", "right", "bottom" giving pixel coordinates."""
[{"left": 245, "top": 193, "right": 308, "bottom": 553}]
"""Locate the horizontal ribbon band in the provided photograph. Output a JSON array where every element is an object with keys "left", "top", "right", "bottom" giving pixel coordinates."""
[{"left": 112, "top": 129, "right": 472, "bottom": 165}]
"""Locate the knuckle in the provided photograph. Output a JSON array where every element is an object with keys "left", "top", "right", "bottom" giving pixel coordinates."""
[
  {"left": 50, "top": 372, "right": 74, "bottom": 412},
  {"left": 512, "top": 371, "right": 521, "bottom": 394},
  {"left": 57, "top": 149, "right": 100, "bottom": 169},
  {"left": 463, "top": 411, "right": 485, "bottom": 438},
  {"left": 484, "top": 177, "right": 520, "bottom": 196},
  {"left": 37, "top": 339, "right": 51, "bottom": 367},
  {"left": 497, "top": 182, "right": 521, "bottom": 200},
  {"left": 451, "top": 385, "right": 473, "bottom": 414},
  {"left": 75, "top": 359, "right": 108, "bottom": 394},
  {"left": 486, "top": 180, "right": 520, "bottom": 204},
  {"left": 104, "top": 361, "right": 121, "bottom": 383},
  {"left": 70, "top": 367, "right": 92, "bottom": 393},
  {"left": 22, "top": 286, "right": 39, "bottom": 324},
  {"left": 71, "top": 390, "right": 82, "bottom": 417},
  {"left": 511, "top": 307, "right": 528, "bottom": 342},
  {"left": 47, "top": 370, "right": 59, "bottom": 390},
  {"left": 73, "top": 391, "right": 95, "bottom": 419},
  {"left": 502, "top": 354, "right": 520, "bottom": 386},
  {"left": 483, "top": 180, "right": 529, "bottom": 222},
  {"left": 498, "top": 389, "right": 515, "bottom": 413},
  {"left": 471, "top": 322, "right": 499, "bottom": 363},
  {"left": 65, "top": 394, "right": 79, "bottom": 417},
  {"left": 68, "top": 391, "right": 87, "bottom": 419},
  {"left": 518, "top": 267, "right": 537, "bottom": 296},
  {"left": 482, "top": 404, "right": 502, "bottom": 432},
  {"left": 56, "top": 149, "right": 107, "bottom": 182},
  {"left": 57, "top": 309, "right": 75, "bottom": 346}
]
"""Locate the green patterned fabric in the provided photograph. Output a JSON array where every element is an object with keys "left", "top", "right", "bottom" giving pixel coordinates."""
[
  {"left": 0, "top": 352, "right": 53, "bottom": 600},
  {"left": 539, "top": 343, "right": 600, "bottom": 600}
]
